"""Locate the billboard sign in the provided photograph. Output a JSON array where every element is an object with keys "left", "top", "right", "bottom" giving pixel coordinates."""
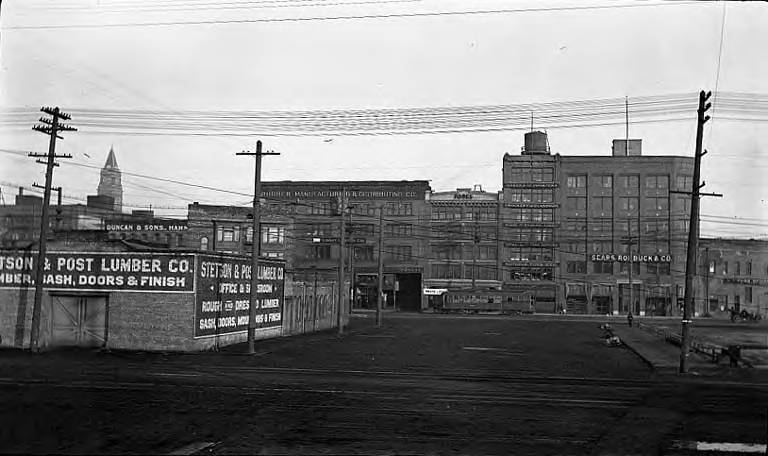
[
  {"left": 194, "top": 255, "right": 285, "bottom": 338},
  {"left": 0, "top": 252, "right": 195, "bottom": 292}
]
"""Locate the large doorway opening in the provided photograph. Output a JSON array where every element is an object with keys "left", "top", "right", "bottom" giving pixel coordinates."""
[
  {"left": 50, "top": 295, "right": 108, "bottom": 348},
  {"left": 392, "top": 273, "right": 422, "bottom": 312}
]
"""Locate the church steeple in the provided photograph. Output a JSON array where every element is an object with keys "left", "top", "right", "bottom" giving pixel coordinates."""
[{"left": 97, "top": 146, "right": 123, "bottom": 213}]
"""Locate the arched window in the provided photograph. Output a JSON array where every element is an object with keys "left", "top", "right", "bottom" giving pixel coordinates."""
[{"left": 200, "top": 236, "right": 209, "bottom": 251}]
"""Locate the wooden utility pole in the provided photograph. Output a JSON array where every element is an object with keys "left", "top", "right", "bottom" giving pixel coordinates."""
[
  {"left": 237, "top": 140, "right": 279, "bottom": 354},
  {"left": 348, "top": 205, "right": 355, "bottom": 314},
  {"left": 679, "top": 90, "right": 715, "bottom": 374},
  {"left": 472, "top": 209, "right": 479, "bottom": 289},
  {"left": 704, "top": 247, "right": 710, "bottom": 316},
  {"left": 29, "top": 107, "right": 75, "bottom": 352},
  {"left": 376, "top": 206, "right": 384, "bottom": 328},
  {"left": 337, "top": 187, "right": 347, "bottom": 334}
]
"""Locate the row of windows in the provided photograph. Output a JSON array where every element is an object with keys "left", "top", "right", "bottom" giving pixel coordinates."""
[
  {"left": 215, "top": 225, "right": 285, "bottom": 245},
  {"left": 507, "top": 208, "right": 555, "bottom": 222},
  {"left": 507, "top": 167, "right": 555, "bottom": 183},
  {"left": 566, "top": 174, "right": 676, "bottom": 189},
  {"left": 432, "top": 245, "right": 498, "bottom": 260},
  {"left": 508, "top": 246, "right": 554, "bottom": 262},
  {"left": 507, "top": 188, "right": 555, "bottom": 203},
  {"left": 712, "top": 260, "right": 768, "bottom": 276},
  {"left": 564, "top": 196, "right": 669, "bottom": 212},
  {"left": 566, "top": 261, "right": 670, "bottom": 275},
  {"left": 432, "top": 206, "right": 496, "bottom": 220},
  {"left": 430, "top": 264, "right": 497, "bottom": 280},
  {"left": 507, "top": 228, "right": 554, "bottom": 243}
]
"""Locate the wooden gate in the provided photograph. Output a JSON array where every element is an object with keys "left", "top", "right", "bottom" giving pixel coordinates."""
[{"left": 51, "top": 295, "right": 107, "bottom": 348}]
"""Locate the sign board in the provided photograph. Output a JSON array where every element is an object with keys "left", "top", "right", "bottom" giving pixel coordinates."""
[
  {"left": 194, "top": 255, "right": 285, "bottom": 338},
  {"left": 423, "top": 288, "right": 448, "bottom": 295},
  {"left": 105, "top": 219, "right": 188, "bottom": 232},
  {"left": 0, "top": 252, "right": 195, "bottom": 292},
  {"left": 590, "top": 253, "right": 672, "bottom": 263},
  {"left": 312, "top": 237, "right": 366, "bottom": 244}
]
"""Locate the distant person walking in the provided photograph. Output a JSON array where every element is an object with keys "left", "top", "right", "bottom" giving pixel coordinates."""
[{"left": 627, "top": 311, "right": 634, "bottom": 327}]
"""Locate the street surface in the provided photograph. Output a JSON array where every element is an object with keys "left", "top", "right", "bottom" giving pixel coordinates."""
[{"left": 1, "top": 314, "right": 767, "bottom": 455}]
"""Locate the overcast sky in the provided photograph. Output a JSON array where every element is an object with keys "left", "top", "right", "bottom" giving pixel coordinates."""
[{"left": 1, "top": 0, "right": 766, "bottom": 238}]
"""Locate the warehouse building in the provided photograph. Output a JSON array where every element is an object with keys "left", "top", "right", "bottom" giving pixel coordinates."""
[
  {"left": 186, "top": 180, "right": 432, "bottom": 312},
  {"left": 697, "top": 237, "right": 768, "bottom": 318},
  {"left": 501, "top": 132, "right": 693, "bottom": 315}
]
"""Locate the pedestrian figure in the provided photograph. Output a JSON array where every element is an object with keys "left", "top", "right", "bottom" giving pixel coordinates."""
[{"left": 627, "top": 311, "right": 634, "bottom": 327}]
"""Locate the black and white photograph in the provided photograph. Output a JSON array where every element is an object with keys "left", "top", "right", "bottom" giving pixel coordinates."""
[{"left": 0, "top": 1, "right": 767, "bottom": 454}]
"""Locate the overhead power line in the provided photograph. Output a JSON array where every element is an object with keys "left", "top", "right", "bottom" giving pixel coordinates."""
[{"left": 3, "top": 1, "right": 702, "bottom": 30}]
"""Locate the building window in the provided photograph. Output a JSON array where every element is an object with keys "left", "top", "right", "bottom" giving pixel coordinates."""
[
  {"left": 676, "top": 175, "right": 693, "bottom": 191},
  {"left": 734, "top": 295, "right": 741, "bottom": 311},
  {"left": 387, "top": 223, "right": 413, "bottom": 237},
  {"left": 592, "top": 241, "right": 612, "bottom": 253},
  {"left": 309, "top": 223, "right": 332, "bottom": 236},
  {"left": 309, "top": 202, "right": 330, "bottom": 215},
  {"left": 564, "top": 242, "right": 586, "bottom": 253},
  {"left": 619, "top": 197, "right": 639, "bottom": 212},
  {"left": 265, "top": 252, "right": 284, "bottom": 259},
  {"left": 261, "top": 226, "right": 285, "bottom": 245},
  {"left": 593, "top": 197, "right": 612, "bottom": 215},
  {"left": 723, "top": 261, "right": 728, "bottom": 275},
  {"left": 709, "top": 261, "right": 715, "bottom": 274},
  {"left": 216, "top": 226, "right": 223, "bottom": 242},
  {"left": 389, "top": 245, "right": 412, "bottom": 261},
  {"left": 645, "top": 175, "right": 669, "bottom": 189},
  {"left": 591, "top": 218, "right": 612, "bottom": 234},
  {"left": 431, "top": 263, "right": 462, "bottom": 279},
  {"left": 593, "top": 261, "right": 613, "bottom": 274},
  {"left": 384, "top": 202, "right": 413, "bottom": 216},
  {"left": 566, "top": 175, "right": 587, "bottom": 188},
  {"left": 619, "top": 175, "right": 639, "bottom": 191},
  {"left": 433, "top": 244, "right": 461, "bottom": 260},
  {"left": 619, "top": 262, "right": 641, "bottom": 274},
  {"left": 222, "top": 227, "right": 235, "bottom": 242},
  {"left": 200, "top": 236, "right": 209, "bottom": 251},
  {"left": 354, "top": 245, "right": 375, "bottom": 261},
  {"left": 566, "top": 261, "right": 587, "bottom": 274},
  {"left": 595, "top": 175, "right": 613, "bottom": 188},
  {"left": 564, "top": 219, "right": 587, "bottom": 234},
  {"left": 566, "top": 196, "right": 587, "bottom": 211},
  {"left": 735, "top": 262, "right": 741, "bottom": 276},
  {"left": 746, "top": 287, "right": 752, "bottom": 303},
  {"left": 646, "top": 197, "right": 669, "bottom": 213},
  {"left": 309, "top": 245, "right": 331, "bottom": 259},
  {"left": 245, "top": 227, "right": 253, "bottom": 243},
  {"left": 747, "top": 261, "right": 752, "bottom": 276}
]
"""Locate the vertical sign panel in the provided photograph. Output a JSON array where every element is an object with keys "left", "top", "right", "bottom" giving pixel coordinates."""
[{"left": 194, "top": 254, "right": 284, "bottom": 338}]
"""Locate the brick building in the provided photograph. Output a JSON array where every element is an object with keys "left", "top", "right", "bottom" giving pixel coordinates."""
[
  {"left": 697, "top": 238, "right": 768, "bottom": 318},
  {"left": 423, "top": 185, "right": 501, "bottom": 307},
  {"left": 186, "top": 180, "right": 432, "bottom": 312},
  {"left": 501, "top": 131, "right": 693, "bottom": 315}
]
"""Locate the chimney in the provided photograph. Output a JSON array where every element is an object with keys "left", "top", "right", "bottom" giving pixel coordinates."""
[
  {"left": 18, "top": 187, "right": 23, "bottom": 196},
  {"left": 612, "top": 139, "right": 642, "bottom": 156}
]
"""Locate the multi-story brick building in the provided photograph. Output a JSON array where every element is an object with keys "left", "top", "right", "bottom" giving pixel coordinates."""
[
  {"left": 186, "top": 180, "right": 432, "bottom": 312},
  {"left": 501, "top": 132, "right": 694, "bottom": 315},
  {"left": 423, "top": 186, "right": 502, "bottom": 307},
  {"left": 697, "top": 238, "right": 768, "bottom": 318}
]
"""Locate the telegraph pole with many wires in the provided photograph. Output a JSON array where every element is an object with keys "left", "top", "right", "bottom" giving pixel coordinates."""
[
  {"left": 237, "top": 140, "right": 279, "bottom": 355},
  {"left": 29, "top": 106, "right": 75, "bottom": 352},
  {"left": 675, "top": 90, "right": 722, "bottom": 374}
]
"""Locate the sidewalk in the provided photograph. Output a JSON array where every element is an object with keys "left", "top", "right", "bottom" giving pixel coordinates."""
[{"left": 611, "top": 324, "right": 718, "bottom": 374}]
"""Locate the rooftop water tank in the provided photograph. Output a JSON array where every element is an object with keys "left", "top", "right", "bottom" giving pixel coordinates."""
[{"left": 522, "top": 131, "right": 550, "bottom": 155}]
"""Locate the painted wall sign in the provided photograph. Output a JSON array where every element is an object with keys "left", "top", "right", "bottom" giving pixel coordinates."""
[
  {"left": 194, "top": 255, "right": 285, "bottom": 338},
  {"left": 0, "top": 252, "right": 195, "bottom": 292},
  {"left": 105, "top": 220, "right": 188, "bottom": 232},
  {"left": 590, "top": 254, "right": 672, "bottom": 263},
  {"left": 261, "top": 187, "right": 423, "bottom": 200}
]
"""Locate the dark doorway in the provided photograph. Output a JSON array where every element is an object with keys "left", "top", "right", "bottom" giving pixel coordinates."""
[{"left": 393, "top": 273, "right": 421, "bottom": 312}]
